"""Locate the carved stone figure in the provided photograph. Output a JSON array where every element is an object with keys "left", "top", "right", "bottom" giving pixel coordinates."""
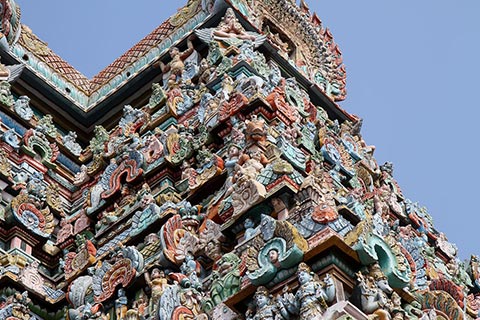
[
  {"left": 14, "top": 95, "right": 34, "bottom": 120},
  {"left": 0, "top": 81, "right": 13, "bottom": 106},
  {"left": 160, "top": 36, "right": 195, "bottom": 81},
  {"left": 196, "top": 8, "right": 266, "bottom": 48},
  {"left": 145, "top": 268, "right": 168, "bottom": 316},
  {"left": 244, "top": 217, "right": 257, "bottom": 240},
  {"left": 36, "top": 114, "right": 58, "bottom": 138},
  {"left": 62, "top": 131, "right": 83, "bottom": 156},
  {"left": 354, "top": 267, "right": 393, "bottom": 319},
  {"left": 246, "top": 286, "right": 289, "bottom": 320},
  {"left": 115, "top": 288, "right": 128, "bottom": 320},
  {"left": 3, "top": 127, "right": 20, "bottom": 148},
  {"left": 281, "top": 263, "right": 334, "bottom": 319}
]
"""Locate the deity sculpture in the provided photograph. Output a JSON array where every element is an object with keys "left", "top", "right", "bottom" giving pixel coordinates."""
[
  {"left": 244, "top": 217, "right": 257, "bottom": 240},
  {"left": 145, "top": 268, "right": 169, "bottom": 316},
  {"left": 246, "top": 286, "right": 289, "bottom": 320},
  {"left": 196, "top": 8, "right": 265, "bottom": 48},
  {"left": 115, "top": 288, "right": 128, "bottom": 320},
  {"left": 354, "top": 265, "right": 393, "bottom": 320},
  {"left": 159, "top": 35, "right": 195, "bottom": 81},
  {"left": 14, "top": 95, "right": 33, "bottom": 120},
  {"left": 280, "top": 263, "right": 334, "bottom": 319},
  {"left": 271, "top": 196, "right": 289, "bottom": 221},
  {"left": 214, "top": 8, "right": 255, "bottom": 41}
]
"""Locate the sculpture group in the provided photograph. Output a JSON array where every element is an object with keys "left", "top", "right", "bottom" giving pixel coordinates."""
[{"left": 0, "top": 0, "right": 477, "bottom": 319}]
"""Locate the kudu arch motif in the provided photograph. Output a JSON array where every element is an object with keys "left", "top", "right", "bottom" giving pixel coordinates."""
[{"left": 0, "top": 0, "right": 475, "bottom": 319}]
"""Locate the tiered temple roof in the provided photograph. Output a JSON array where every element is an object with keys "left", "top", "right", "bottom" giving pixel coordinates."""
[{"left": 0, "top": 0, "right": 476, "bottom": 319}]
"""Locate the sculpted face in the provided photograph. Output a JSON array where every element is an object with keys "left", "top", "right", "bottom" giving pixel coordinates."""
[
  {"left": 244, "top": 217, "right": 254, "bottom": 229},
  {"left": 228, "top": 145, "right": 239, "bottom": 158},
  {"left": 169, "top": 47, "right": 180, "bottom": 57},
  {"left": 255, "top": 293, "right": 268, "bottom": 308},
  {"left": 268, "top": 249, "right": 279, "bottom": 264},
  {"left": 298, "top": 270, "right": 311, "bottom": 284},
  {"left": 225, "top": 8, "right": 235, "bottom": 22},
  {"left": 151, "top": 268, "right": 160, "bottom": 278}
]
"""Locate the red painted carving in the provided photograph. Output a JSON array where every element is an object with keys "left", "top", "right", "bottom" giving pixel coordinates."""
[
  {"left": 312, "top": 202, "right": 338, "bottom": 224},
  {"left": 218, "top": 92, "right": 248, "bottom": 122},
  {"left": 101, "top": 158, "right": 143, "bottom": 199},
  {"left": 94, "top": 259, "right": 136, "bottom": 303},
  {"left": 266, "top": 83, "right": 298, "bottom": 125},
  {"left": 160, "top": 215, "right": 186, "bottom": 265},
  {"left": 73, "top": 213, "right": 90, "bottom": 234}
]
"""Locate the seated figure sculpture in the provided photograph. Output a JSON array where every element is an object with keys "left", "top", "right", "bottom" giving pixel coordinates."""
[{"left": 213, "top": 8, "right": 255, "bottom": 41}]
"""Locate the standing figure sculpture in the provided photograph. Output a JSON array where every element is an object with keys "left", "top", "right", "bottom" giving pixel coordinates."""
[
  {"left": 115, "top": 288, "right": 128, "bottom": 320},
  {"left": 280, "top": 262, "right": 334, "bottom": 319},
  {"left": 246, "top": 286, "right": 289, "bottom": 320},
  {"left": 145, "top": 268, "right": 169, "bottom": 316},
  {"left": 159, "top": 36, "right": 195, "bottom": 81}
]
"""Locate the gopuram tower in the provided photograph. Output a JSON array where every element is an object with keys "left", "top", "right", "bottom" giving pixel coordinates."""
[{"left": 0, "top": 0, "right": 476, "bottom": 319}]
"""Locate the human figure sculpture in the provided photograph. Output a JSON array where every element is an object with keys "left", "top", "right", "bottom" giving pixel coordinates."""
[
  {"left": 391, "top": 292, "right": 406, "bottom": 320},
  {"left": 271, "top": 196, "right": 289, "bottom": 221},
  {"left": 244, "top": 217, "right": 257, "bottom": 240},
  {"left": 115, "top": 288, "right": 128, "bottom": 320},
  {"left": 281, "top": 262, "right": 332, "bottom": 319},
  {"left": 144, "top": 268, "right": 169, "bottom": 316},
  {"left": 213, "top": 8, "right": 256, "bottom": 41},
  {"left": 159, "top": 36, "right": 195, "bottom": 80},
  {"left": 246, "top": 286, "right": 289, "bottom": 320}
]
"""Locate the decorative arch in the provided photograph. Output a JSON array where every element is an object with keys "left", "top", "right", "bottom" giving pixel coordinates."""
[
  {"left": 429, "top": 278, "right": 465, "bottom": 309},
  {"left": 22, "top": 129, "right": 59, "bottom": 168},
  {"left": 11, "top": 195, "right": 54, "bottom": 238},
  {"left": 93, "top": 259, "right": 136, "bottom": 303},
  {"left": 353, "top": 233, "right": 411, "bottom": 288},
  {"left": 101, "top": 157, "right": 143, "bottom": 199}
]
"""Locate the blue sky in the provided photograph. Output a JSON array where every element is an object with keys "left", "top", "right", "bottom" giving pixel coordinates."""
[{"left": 15, "top": 0, "right": 480, "bottom": 259}]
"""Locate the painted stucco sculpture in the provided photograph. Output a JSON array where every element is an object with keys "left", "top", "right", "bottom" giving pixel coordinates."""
[{"left": 0, "top": 0, "right": 476, "bottom": 319}]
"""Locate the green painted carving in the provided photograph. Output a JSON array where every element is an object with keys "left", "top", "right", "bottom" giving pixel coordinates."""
[{"left": 352, "top": 233, "right": 411, "bottom": 288}]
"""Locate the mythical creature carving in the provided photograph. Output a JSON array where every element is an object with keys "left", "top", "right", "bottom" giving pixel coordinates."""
[
  {"left": 207, "top": 253, "right": 241, "bottom": 308},
  {"left": 62, "top": 131, "right": 82, "bottom": 156},
  {"left": 36, "top": 114, "right": 58, "bottom": 138},
  {"left": 244, "top": 215, "right": 308, "bottom": 286}
]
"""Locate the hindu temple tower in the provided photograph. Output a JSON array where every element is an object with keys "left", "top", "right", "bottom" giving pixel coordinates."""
[{"left": 0, "top": 0, "right": 476, "bottom": 319}]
